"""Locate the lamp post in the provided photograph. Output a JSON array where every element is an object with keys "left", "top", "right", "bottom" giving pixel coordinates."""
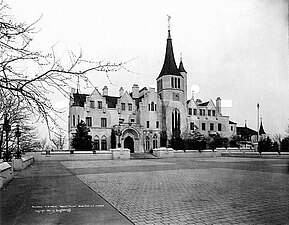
[
  {"left": 3, "top": 113, "right": 11, "bottom": 161},
  {"left": 115, "top": 125, "right": 122, "bottom": 148},
  {"left": 15, "top": 124, "right": 21, "bottom": 158}
]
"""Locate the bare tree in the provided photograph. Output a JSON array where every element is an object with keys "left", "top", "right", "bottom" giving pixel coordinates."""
[
  {"left": 0, "top": 1, "right": 129, "bottom": 132},
  {"left": 51, "top": 131, "right": 66, "bottom": 150}
]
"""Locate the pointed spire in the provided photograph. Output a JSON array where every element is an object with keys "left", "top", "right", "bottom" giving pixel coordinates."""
[
  {"left": 158, "top": 17, "right": 182, "bottom": 79},
  {"left": 179, "top": 53, "right": 187, "bottom": 73},
  {"left": 259, "top": 118, "right": 266, "bottom": 135}
]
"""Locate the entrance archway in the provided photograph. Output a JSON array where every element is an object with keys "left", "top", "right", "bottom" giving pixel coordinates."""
[{"left": 124, "top": 136, "right": 134, "bottom": 153}]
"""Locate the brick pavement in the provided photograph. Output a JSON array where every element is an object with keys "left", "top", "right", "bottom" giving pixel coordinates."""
[{"left": 61, "top": 159, "right": 289, "bottom": 225}]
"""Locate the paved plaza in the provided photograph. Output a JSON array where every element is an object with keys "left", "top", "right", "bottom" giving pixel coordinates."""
[{"left": 1, "top": 154, "right": 289, "bottom": 224}]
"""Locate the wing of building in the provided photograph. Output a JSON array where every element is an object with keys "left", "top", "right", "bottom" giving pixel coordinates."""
[{"left": 68, "top": 27, "right": 237, "bottom": 153}]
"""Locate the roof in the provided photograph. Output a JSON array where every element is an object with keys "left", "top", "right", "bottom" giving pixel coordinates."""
[
  {"left": 198, "top": 101, "right": 209, "bottom": 107},
  {"left": 229, "top": 121, "right": 237, "bottom": 125},
  {"left": 158, "top": 30, "right": 182, "bottom": 79},
  {"left": 104, "top": 96, "right": 119, "bottom": 108},
  {"left": 259, "top": 121, "right": 266, "bottom": 135},
  {"left": 179, "top": 60, "right": 187, "bottom": 73},
  {"left": 71, "top": 93, "right": 88, "bottom": 107},
  {"left": 237, "top": 127, "right": 258, "bottom": 136}
]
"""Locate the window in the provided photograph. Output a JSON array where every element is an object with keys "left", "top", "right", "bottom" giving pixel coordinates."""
[
  {"left": 156, "top": 121, "right": 159, "bottom": 129},
  {"left": 178, "top": 78, "right": 180, "bottom": 88},
  {"left": 131, "top": 119, "right": 135, "bottom": 123},
  {"left": 160, "top": 79, "right": 163, "bottom": 89},
  {"left": 77, "top": 115, "right": 80, "bottom": 124},
  {"left": 193, "top": 109, "right": 197, "bottom": 115},
  {"left": 101, "top": 118, "right": 107, "bottom": 127},
  {"left": 199, "top": 109, "right": 203, "bottom": 116},
  {"left": 174, "top": 77, "right": 177, "bottom": 88},
  {"left": 231, "top": 126, "right": 233, "bottom": 131},
  {"left": 128, "top": 103, "right": 132, "bottom": 111},
  {"left": 202, "top": 123, "right": 206, "bottom": 131},
  {"left": 151, "top": 102, "right": 155, "bottom": 111},
  {"left": 93, "top": 136, "right": 99, "bottom": 150},
  {"left": 190, "top": 122, "right": 194, "bottom": 130},
  {"left": 153, "top": 134, "right": 158, "bottom": 149},
  {"left": 171, "top": 77, "right": 174, "bottom": 88},
  {"left": 173, "top": 93, "right": 179, "bottom": 101},
  {"left": 146, "top": 121, "right": 150, "bottom": 128},
  {"left": 86, "top": 117, "right": 92, "bottom": 127},
  {"left": 148, "top": 104, "right": 150, "bottom": 111},
  {"left": 212, "top": 110, "right": 216, "bottom": 117},
  {"left": 72, "top": 115, "right": 75, "bottom": 126},
  {"left": 210, "top": 123, "right": 214, "bottom": 131},
  {"left": 101, "top": 136, "right": 107, "bottom": 150},
  {"left": 90, "top": 101, "right": 95, "bottom": 108},
  {"left": 203, "top": 109, "right": 206, "bottom": 116},
  {"left": 98, "top": 101, "right": 102, "bottom": 109},
  {"left": 218, "top": 123, "right": 222, "bottom": 131},
  {"left": 208, "top": 110, "right": 211, "bottom": 116},
  {"left": 145, "top": 136, "right": 150, "bottom": 151},
  {"left": 172, "top": 109, "right": 180, "bottom": 138},
  {"left": 121, "top": 103, "right": 125, "bottom": 110},
  {"left": 188, "top": 108, "right": 192, "bottom": 115}
]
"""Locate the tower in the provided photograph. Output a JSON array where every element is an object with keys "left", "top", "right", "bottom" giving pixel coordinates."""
[{"left": 156, "top": 17, "right": 187, "bottom": 141}]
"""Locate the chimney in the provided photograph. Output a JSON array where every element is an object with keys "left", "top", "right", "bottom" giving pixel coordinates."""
[
  {"left": 102, "top": 86, "right": 108, "bottom": 96},
  {"left": 216, "top": 97, "right": 221, "bottom": 115},
  {"left": 191, "top": 90, "right": 195, "bottom": 100},
  {"left": 119, "top": 87, "right": 124, "bottom": 97},
  {"left": 132, "top": 84, "right": 139, "bottom": 98}
]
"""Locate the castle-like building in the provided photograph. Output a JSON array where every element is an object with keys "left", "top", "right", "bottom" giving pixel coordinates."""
[{"left": 68, "top": 27, "right": 237, "bottom": 153}]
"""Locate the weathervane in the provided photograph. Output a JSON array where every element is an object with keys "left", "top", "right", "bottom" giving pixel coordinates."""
[{"left": 167, "top": 15, "right": 171, "bottom": 30}]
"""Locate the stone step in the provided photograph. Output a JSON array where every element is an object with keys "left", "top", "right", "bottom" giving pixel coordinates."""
[{"left": 130, "top": 153, "right": 158, "bottom": 159}]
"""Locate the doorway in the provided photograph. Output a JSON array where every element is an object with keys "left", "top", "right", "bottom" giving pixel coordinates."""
[{"left": 124, "top": 136, "right": 134, "bottom": 153}]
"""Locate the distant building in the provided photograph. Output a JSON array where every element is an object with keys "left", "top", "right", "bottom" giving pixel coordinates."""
[{"left": 68, "top": 26, "right": 237, "bottom": 152}]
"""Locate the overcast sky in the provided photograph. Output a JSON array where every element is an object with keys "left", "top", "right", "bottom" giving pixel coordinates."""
[{"left": 8, "top": 0, "right": 289, "bottom": 136}]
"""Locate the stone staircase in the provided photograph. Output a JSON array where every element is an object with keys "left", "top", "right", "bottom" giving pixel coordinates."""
[{"left": 130, "top": 153, "right": 159, "bottom": 159}]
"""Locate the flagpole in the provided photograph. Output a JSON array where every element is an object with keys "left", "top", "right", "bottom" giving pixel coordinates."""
[{"left": 257, "top": 103, "right": 260, "bottom": 142}]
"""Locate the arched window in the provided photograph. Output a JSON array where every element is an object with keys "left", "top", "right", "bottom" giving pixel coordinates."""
[
  {"left": 178, "top": 78, "right": 180, "bottom": 89},
  {"left": 145, "top": 136, "right": 150, "bottom": 151},
  {"left": 93, "top": 135, "right": 100, "bottom": 150},
  {"left": 172, "top": 109, "right": 180, "bottom": 138},
  {"left": 101, "top": 136, "right": 107, "bottom": 150},
  {"left": 153, "top": 134, "right": 158, "bottom": 149},
  {"left": 151, "top": 102, "right": 154, "bottom": 111},
  {"left": 171, "top": 77, "right": 174, "bottom": 88}
]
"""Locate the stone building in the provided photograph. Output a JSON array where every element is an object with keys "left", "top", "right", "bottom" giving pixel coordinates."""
[{"left": 68, "top": 27, "right": 237, "bottom": 153}]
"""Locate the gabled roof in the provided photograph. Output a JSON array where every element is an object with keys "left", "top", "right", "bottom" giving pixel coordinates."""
[
  {"left": 158, "top": 30, "right": 182, "bottom": 79},
  {"left": 104, "top": 96, "right": 119, "bottom": 108},
  {"left": 72, "top": 93, "right": 88, "bottom": 107}
]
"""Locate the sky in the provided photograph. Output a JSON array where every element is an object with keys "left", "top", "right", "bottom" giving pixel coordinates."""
[{"left": 8, "top": 0, "right": 289, "bottom": 136}]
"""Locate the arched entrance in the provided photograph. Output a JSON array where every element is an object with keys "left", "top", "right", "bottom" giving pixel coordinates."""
[{"left": 124, "top": 136, "right": 134, "bottom": 153}]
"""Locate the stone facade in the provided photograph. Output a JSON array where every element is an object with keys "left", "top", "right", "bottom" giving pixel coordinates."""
[{"left": 68, "top": 28, "right": 237, "bottom": 153}]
